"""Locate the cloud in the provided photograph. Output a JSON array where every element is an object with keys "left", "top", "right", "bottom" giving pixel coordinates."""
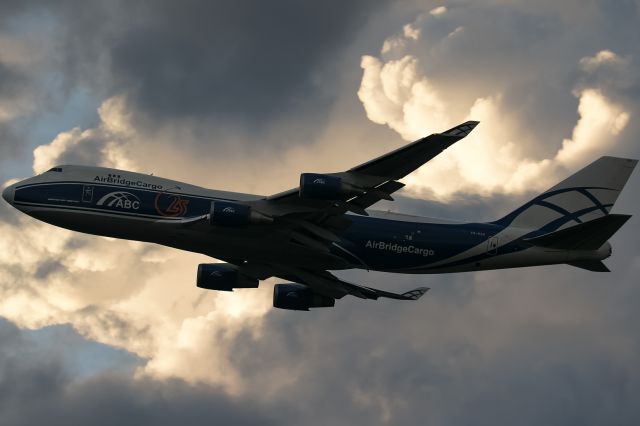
[
  {"left": 358, "top": 55, "right": 448, "bottom": 141},
  {"left": 358, "top": 34, "right": 632, "bottom": 199},
  {"left": 0, "top": 318, "right": 279, "bottom": 426},
  {"left": 430, "top": 6, "right": 447, "bottom": 16},
  {"left": 44, "top": 0, "right": 388, "bottom": 126},
  {"left": 0, "top": 38, "right": 39, "bottom": 122},
  {"left": 32, "top": 96, "right": 135, "bottom": 174},
  {"left": 555, "top": 88, "right": 629, "bottom": 168},
  {"left": 0, "top": 33, "right": 47, "bottom": 163},
  {"left": 4, "top": 88, "right": 639, "bottom": 424},
  {"left": 4, "top": 87, "right": 420, "bottom": 393},
  {"left": 0, "top": 203, "right": 275, "bottom": 393},
  {"left": 403, "top": 23, "right": 421, "bottom": 40},
  {"left": 579, "top": 50, "right": 624, "bottom": 71},
  {"left": 2, "top": 94, "right": 278, "bottom": 393},
  {"left": 1, "top": 1, "right": 640, "bottom": 425},
  {"left": 0, "top": 0, "right": 391, "bottom": 186}
]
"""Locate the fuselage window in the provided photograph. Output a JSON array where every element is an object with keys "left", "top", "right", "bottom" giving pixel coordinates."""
[{"left": 47, "top": 167, "right": 63, "bottom": 172}]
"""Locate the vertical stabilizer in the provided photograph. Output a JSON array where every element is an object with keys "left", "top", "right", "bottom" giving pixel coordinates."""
[{"left": 495, "top": 156, "right": 637, "bottom": 232}]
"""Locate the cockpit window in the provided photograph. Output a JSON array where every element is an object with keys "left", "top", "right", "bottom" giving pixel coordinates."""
[{"left": 47, "top": 167, "right": 63, "bottom": 172}]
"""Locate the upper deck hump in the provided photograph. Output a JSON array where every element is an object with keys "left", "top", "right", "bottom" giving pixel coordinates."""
[{"left": 30, "top": 165, "right": 263, "bottom": 202}]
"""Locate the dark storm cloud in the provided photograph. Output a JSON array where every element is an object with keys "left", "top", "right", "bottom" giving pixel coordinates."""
[
  {"left": 106, "top": 0, "right": 387, "bottom": 123},
  {"left": 34, "top": 0, "right": 388, "bottom": 126},
  {"left": 0, "top": 0, "right": 390, "bottom": 166},
  {"left": 0, "top": 122, "right": 20, "bottom": 160},
  {"left": 0, "top": 318, "right": 279, "bottom": 426},
  {"left": 0, "top": 61, "right": 29, "bottom": 160},
  {"left": 0, "top": 62, "right": 27, "bottom": 97}
]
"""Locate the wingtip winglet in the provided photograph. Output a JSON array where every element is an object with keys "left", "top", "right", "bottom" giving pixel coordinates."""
[
  {"left": 401, "top": 287, "right": 430, "bottom": 300},
  {"left": 441, "top": 121, "right": 479, "bottom": 138}
]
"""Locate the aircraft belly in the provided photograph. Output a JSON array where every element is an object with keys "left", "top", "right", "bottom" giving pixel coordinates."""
[
  {"left": 404, "top": 246, "right": 608, "bottom": 273},
  {"left": 24, "top": 206, "right": 185, "bottom": 246},
  {"left": 411, "top": 249, "right": 568, "bottom": 273},
  {"left": 23, "top": 205, "right": 347, "bottom": 269}
]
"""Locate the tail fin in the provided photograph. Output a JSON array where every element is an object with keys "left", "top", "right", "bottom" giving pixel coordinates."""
[{"left": 495, "top": 156, "right": 637, "bottom": 232}]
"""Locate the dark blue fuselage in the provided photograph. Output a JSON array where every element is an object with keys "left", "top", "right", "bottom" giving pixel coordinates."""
[{"left": 10, "top": 178, "right": 537, "bottom": 273}]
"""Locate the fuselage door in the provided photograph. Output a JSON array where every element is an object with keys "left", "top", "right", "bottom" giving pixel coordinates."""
[
  {"left": 82, "top": 185, "right": 94, "bottom": 203},
  {"left": 487, "top": 236, "right": 498, "bottom": 255}
]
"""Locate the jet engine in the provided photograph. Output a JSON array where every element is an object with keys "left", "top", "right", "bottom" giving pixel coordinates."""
[
  {"left": 209, "top": 200, "right": 271, "bottom": 226},
  {"left": 298, "top": 173, "right": 361, "bottom": 200},
  {"left": 272, "top": 283, "right": 335, "bottom": 311},
  {"left": 197, "top": 263, "right": 259, "bottom": 291}
]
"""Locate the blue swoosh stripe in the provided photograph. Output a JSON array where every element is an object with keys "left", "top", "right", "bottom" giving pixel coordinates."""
[
  {"left": 577, "top": 188, "right": 610, "bottom": 215},
  {"left": 533, "top": 200, "right": 583, "bottom": 224},
  {"left": 493, "top": 186, "right": 616, "bottom": 227}
]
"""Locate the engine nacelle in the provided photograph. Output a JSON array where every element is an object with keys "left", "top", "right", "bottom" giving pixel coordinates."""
[
  {"left": 298, "top": 173, "right": 361, "bottom": 200},
  {"left": 273, "top": 283, "right": 335, "bottom": 311},
  {"left": 197, "top": 263, "right": 259, "bottom": 291},
  {"left": 209, "top": 200, "right": 271, "bottom": 227}
]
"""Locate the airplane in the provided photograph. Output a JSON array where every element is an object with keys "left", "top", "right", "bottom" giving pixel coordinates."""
[{"left": 2, "top": 121, "right": 637, "bottom": 310}]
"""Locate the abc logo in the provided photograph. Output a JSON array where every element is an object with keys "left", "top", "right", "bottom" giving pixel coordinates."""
[
  {"left": 116, "top": 199, "right": 140, "bottom": 209},
  {"left": 96, "top": 192, "right": 141, "bottom": 210}
]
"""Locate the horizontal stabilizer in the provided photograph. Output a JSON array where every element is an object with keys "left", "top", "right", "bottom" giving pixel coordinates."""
[
  {"left": 567, "top": 260, "right": 610, "bottom": 272},
  {"left": 525, "top": 214, "right": 631, "bottom": 250}
]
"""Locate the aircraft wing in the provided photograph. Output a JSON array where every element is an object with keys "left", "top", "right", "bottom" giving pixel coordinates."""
[
  {"left": 158, "top": 122, "right": 475, "bottom": 302},
  {"left": 256, "top": 121, "right": 479, "bottom": 217},
  {"left": 235, "top": 123, "right": 475, "bottom": 301},
  {"left": 239, "top": 263, "right": 429, "bottom": 301},
  {"left": 347, "top": 120, "right": 479, "bottom": 180},
  {"left": 244, "top": 121, "right": 479, "bottom": 250}
]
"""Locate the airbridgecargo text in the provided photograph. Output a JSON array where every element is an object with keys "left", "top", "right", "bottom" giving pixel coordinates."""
[
  {"left": 365, "top": 240, "right": 435, "bottom": 256},
  {"left": 94, "top": 174, "right": 163, "bottom": 190}
]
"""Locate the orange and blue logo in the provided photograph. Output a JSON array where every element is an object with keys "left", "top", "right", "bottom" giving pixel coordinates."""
[{"left": 154, "top": 192, "right": 189, "bottom": 217}]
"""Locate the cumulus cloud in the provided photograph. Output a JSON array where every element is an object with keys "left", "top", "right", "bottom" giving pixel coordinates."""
[
  {"left": 0, "top": 318, "right": 278, "bottom": 426},
  {"left": 2, "top": 80, "right": 418, "bottom": 393},
  {"left": 1, "top": 95, "right": 280, "bottom": 393},
  {"left": 358, "top": 55, "right": 448, "bottom": 141},
  {"left": 579, "top": 50, "right": 623, "bottom": 71},
  {"left": 555, "top": 89, "right": 629, "bottom": 168},
  {"left": 358, "top": 34, "right": 632, "bottom": 199},
  {"left": 429, "top": 6, "right": 447, "bottom": 16},
  {"left": 32, "top": 96, "right": 136, "bottom": 174},
  {"left": 3, "top": 8, "right": 639, "bottom": 400},
  {"left": 2, "top": 1, "right": 640, "bottom": 425},
  {"left": 0, "top": 206, "right": 274, "bottom": 393},
  {"left": 403, "top": 23, "right": 421, "bottom": 40}
]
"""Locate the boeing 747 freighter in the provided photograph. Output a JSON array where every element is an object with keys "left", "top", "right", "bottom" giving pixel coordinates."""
[{"left": 3, "top": 122, "right": 636, "bottom": 310}]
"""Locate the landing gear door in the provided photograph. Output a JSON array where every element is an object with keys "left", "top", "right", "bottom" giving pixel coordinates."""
[{"left": 487, "top": 236, "right": 498, "bottom": 255}]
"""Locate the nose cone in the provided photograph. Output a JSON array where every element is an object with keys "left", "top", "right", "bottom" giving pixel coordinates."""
[{"left": 2, "top": 184, "right": 14, "bottom": 204}]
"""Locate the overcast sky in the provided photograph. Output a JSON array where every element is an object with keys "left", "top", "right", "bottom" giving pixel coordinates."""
[{"left": 1, "top": 1, "right": 640, "bottom": 425}]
